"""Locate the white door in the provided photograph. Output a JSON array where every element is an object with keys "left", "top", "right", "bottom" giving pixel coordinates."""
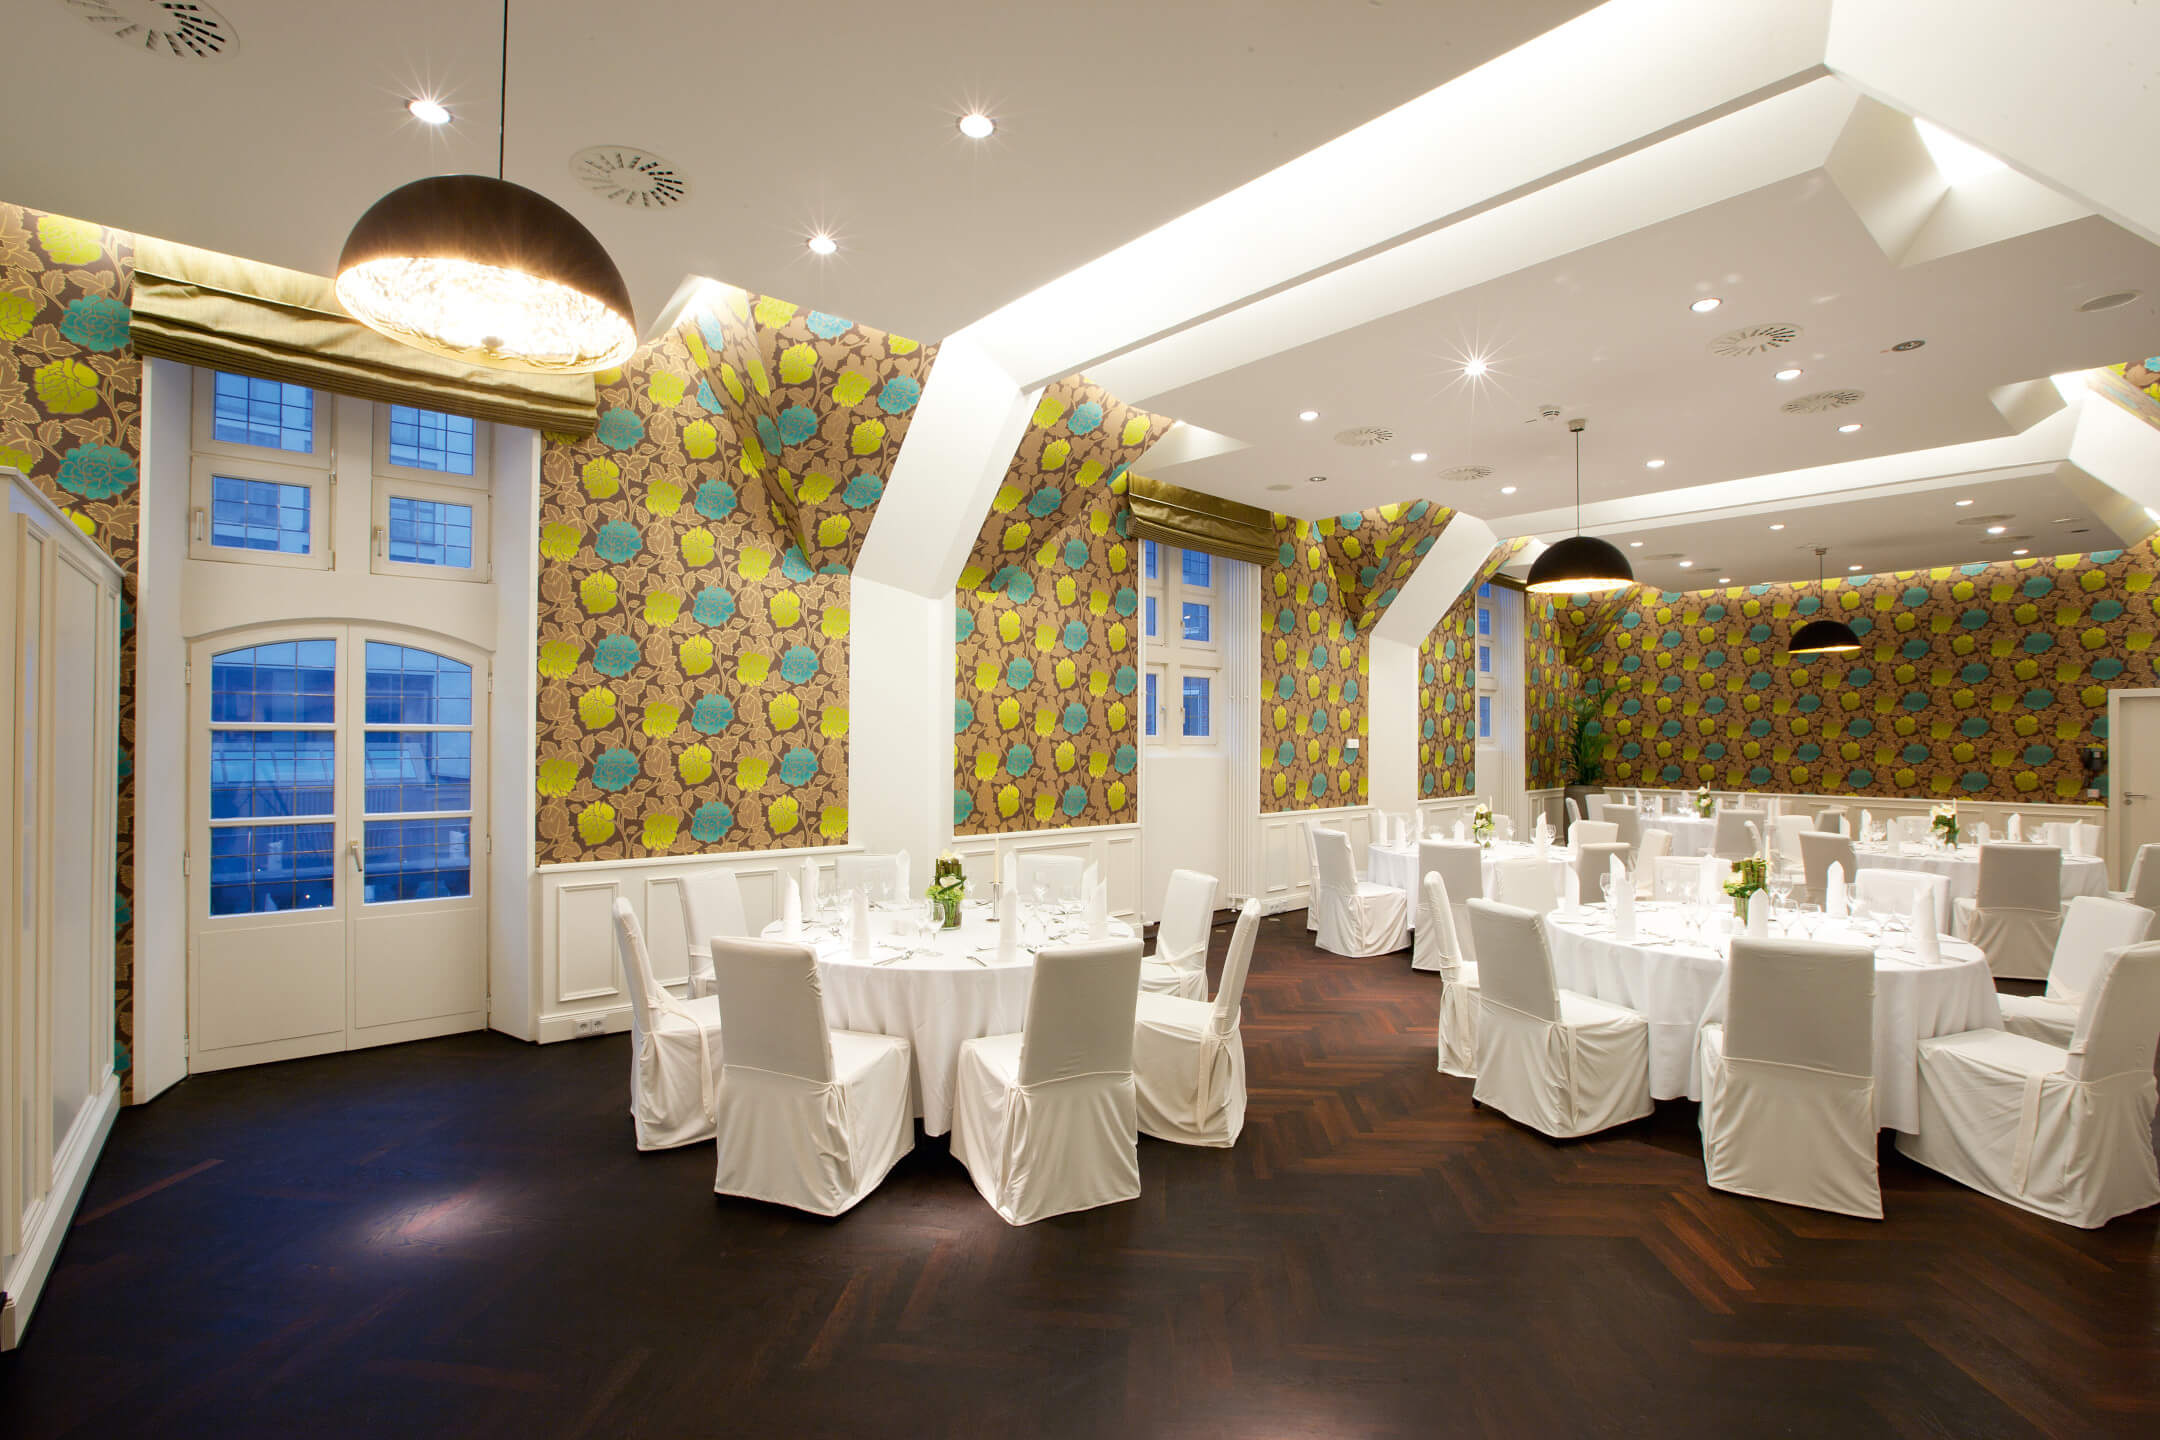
[
  {"left": 2111, "top": 690, "right": 2160, "bottom": 890},
  {"left": 188, "top": 625, "right": 488, "bottom": 1071}
]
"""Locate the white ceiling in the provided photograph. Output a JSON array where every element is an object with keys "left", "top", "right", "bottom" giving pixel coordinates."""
[{"left": 3, "top": 0, "right": 1592, "bottom": 343}]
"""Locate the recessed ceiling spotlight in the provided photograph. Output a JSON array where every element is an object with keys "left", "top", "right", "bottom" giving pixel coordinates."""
[
  {"left": 1463, "top": 357, "right": 1488, "bottom": 378},
  {"left": 2078, "top": 290, "right": 2142, "bottom": 313},
  {"left": 1307, "top": 475, "right": 1327, "bottom": 484},
  {"left": 1266, "top": 483, "right": 1292, "bottom": 492},
  {"left": 2012, "top": 548, "right": 2029, "bottom": 555},
  {"left": 1409, "top": 451, "right": 1428, "bottom": 462},
  {"left": 1769, "top": 523, "right": 1785, "bottom": 531},
  {"left": 1775, "top": 367, "right": 1803, "bottom": 381},
  {"left": 807, "top": 232, "right": 838, "bottom": 256},
  {"left": 1986, "top": 525, "right": 2007, "bottom": 534},
  {"left": 1955, "top": 499, "right": 1974, "bottom": 507},
  {"left": 1891, "top": 339, "right": 1926, "bottom": 352},
  {"left": 1645, "top": 458, "right": 1665, "bottom": 469},
  {"left": 1677, "top": 560, "right": 1694, "bottom": 568},
  {"left": 1848, "top": 563, "right": 1863, "bottom": 572},
  {"left": 1691, "top": 297, "right": 1722, "bottom": 313},
  {"left": 1298, "top": 410, "right": 1319, "bottom": 422},
  {"left": 1499, "top": 485, "right": 1517, "bottom": 494},
  {"left": 1628, "top": 540, "right": 1644, "bottom": 548},
  {"left": 957, "top": 112, "right": 995, "bottom": 139},
  {"left": 407, "top": 97, "right": 451, "bottom": 125},
  {"left": 1718, "top": 576, "right": 1732, "bottom": 583},
  {"left": 1838, "top": 423, "right": 1863, "bottom": 433}
]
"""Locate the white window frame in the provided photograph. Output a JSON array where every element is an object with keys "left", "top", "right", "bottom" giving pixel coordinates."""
[
  {"left": 1475, "top": 582, "right": 1499, "bottom": 741},
  {"left": 371, "top": 401, "right": 492, "bottom": 489},
  {"left": 192, "top": 368, "right": 332, "bottom": 469},
  {"left": 1142, "top": 540, "right": 1223, "bottom": 746},
  {"left": 187, "top": 453, "right": 333, "bottom": 572},
  {"left": 369, "top": 475, "right": 490, "bottom": 584}
]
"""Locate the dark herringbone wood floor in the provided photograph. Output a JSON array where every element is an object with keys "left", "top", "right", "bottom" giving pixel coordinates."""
[{"left": 3, "top": 912, "right": 2155, "bottom": 1438}]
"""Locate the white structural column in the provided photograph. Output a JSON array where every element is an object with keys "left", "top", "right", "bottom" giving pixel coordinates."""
[
  {"left": 850, "top": 332, "right": 1041, "bottom": 868},
  {"left": 1366, "top": 516, "right": 1500, "bottom": 817}
]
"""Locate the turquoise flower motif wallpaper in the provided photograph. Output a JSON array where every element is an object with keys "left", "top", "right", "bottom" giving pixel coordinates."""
[{"left": 1418, "top": 537, "right": 1527, "bottom": 798}]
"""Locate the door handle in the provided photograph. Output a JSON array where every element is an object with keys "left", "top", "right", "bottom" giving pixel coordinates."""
[{"left": 348, "top": 839, "right": 365, "bottom": 874}]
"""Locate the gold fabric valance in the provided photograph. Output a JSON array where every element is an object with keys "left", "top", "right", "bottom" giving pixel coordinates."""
[
  {"left": 128, "top": 236, "right": 598, "bottom": 434},
  {"left": 1125, "top": 474, "right": 1277, "bottom": 568}
]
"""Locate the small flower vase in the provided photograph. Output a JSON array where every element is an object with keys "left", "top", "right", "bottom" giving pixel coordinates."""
[{"left": 936, "top": 895, "right": 961, "bottom": 929}]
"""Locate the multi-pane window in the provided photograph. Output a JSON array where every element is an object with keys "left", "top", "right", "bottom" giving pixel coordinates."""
[
  {"left": 192, "top": 370, "right": 330, "bottom": 569},
  {"left": 1181, "top": 673, "right": 1211, "bottom": 738},
  {"left": 361, "top": 643, "right": 474, "bottom": 904},
  {"left": 212, "top": 372, "right": 316, "bottom": 453},
  {"left": 206, "top": 640, "right": 338, "bottom": 916},
  {"left": 1144, "top": 670, "right": 1160, "bottom": 738},
  {"left": 1142, "top": 541, "right": 1227, "bottom": 746},
  {"left": 385, "top": 497, "right": 475, "bottom": 569},
  {"left": 210, "top": 475, "right": 313, "bottom": 555},
  {"left": 385, "top": 406, "right": 478, "bottom": 476}
]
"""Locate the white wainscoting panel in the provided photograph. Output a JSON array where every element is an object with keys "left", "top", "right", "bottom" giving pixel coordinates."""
[
  {"left": 1603, "top": 787, "right": 2108, "bottom": 857},
  {"left": 949, "top": 823, "right": 1143, "bottom": 921},
  {"left": 1256, "top": 805, "right": 1380, "bottom": 915}
]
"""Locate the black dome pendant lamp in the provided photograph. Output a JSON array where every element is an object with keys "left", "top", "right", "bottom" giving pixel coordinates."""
[
  {"left": 335, "top": 0, "right": 637, "bottom": 374},
  {"left": 1788, "top": 546, "right": 1863, "bottom": 655},
  {"left": 1526, "top": 417, "right": 1635, "bottom": 595}
]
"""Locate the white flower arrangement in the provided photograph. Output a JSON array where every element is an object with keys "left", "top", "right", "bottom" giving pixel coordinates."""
[
  {"left": 1694, "top": 785, "right": 1714, "bottom": 818},
  {"left": 1929, "top": 803, "right": 1959, "bottom": 846},
  {"left": 1471, "top": 803, "right": 1495, "bottom": 845}
]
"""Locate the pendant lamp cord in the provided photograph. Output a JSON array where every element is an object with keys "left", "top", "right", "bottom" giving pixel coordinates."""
[
  {"left": 498, "top": 0, "right": 509, "bottom": 181},
  {"left": 1573, "top": 425, "right": 1582, "bottom": 535}
]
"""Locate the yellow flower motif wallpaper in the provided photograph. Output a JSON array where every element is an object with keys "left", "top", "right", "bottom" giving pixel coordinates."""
[{"left": 1418, "top": 537, "right": 1526, "bottom": 798}]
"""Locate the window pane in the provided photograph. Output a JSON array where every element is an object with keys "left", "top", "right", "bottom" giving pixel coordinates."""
[
  {"left": 1478, "top": 644, "right": 1491, "bottom": 674},
  {"left": 207, "top": 822, "right": 334, "bottom": 915},
  {"left": 363, "top": 731, "right": 472, "bottom": 813},
  {"left": 1181, "top": 675, "right": 1211, "bottom": 738},
  {"left": 210, "top": 474, "right": 311, "bottom": 554},
  {"left": 1180, "top": 549, "right": 1212, "bottom": 588},
  {"left": 1181, "top": 602, "right": 1210, "bottom": 643},
  {"left": 210, "top": 640, "right": 337, "bottom": 723},
  {"left": 1144, "top": 594, "right": 1158, "bottom": 638},
  {"left": 363, "top": 817, "right": 472, "bottom": 904},
  {"left": 365, "top": 642, "right": 473, "bottom": 725},
  {"left": 1145, "top": 670, "right": 1159, "bottom": 737},
  {"left": 1479, "top": 694, "right": 1492, "bottom": 739},
  {"left": 209, "top": 730, "right": 336, "bottom": 819},
  {"left": 213, "top": 372, "right": 315, "bottom": 453},
  {"left": 385, "top": 496, "right": 475, "bottom": 568},
  {"left": 1476, "top": 607, "right": 1491, "bottom": 637},
  {"left": 1478, "top": 581, "right": 1491, "bottom": 598},
  {"left": 386, "top": 405, "right": 478, "bottom": 475},
  {"left": 1143, "top": 540, "right": 1159, "bottom": 579}
]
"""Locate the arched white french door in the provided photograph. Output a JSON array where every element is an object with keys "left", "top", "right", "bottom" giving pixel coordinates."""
[{"left": 186, "top": 624, "right": 488, "bottom": 1071}]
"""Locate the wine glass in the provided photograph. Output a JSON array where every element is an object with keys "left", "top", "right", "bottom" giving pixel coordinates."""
[{"left": 1598, "top": 872, "right": 1614, "bottom": 912}]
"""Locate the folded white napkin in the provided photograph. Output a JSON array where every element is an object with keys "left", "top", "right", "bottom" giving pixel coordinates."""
[
  {"left": 2007, "top": 813, "right": 2022, "bottom": 841},
  {"left": 1972, "top": 821, "right": 1990, "bottom": 845},
  {"left": 1827, "top": 861, "right": 1848, "bottom": 919},
  {"left": 1747, "top": 889, "right": 1768, "bottom": 938},
  {"left": 996, "top": 888, "right": 1019, "bottom": 963},
  {"left": 896, "top": 849, "right": 911, "bottom": 901},
  {"left": 1454, "top": 819, "right": 1467, "bottom": 842},
  {"left": 1698, "top": 857, "right": 1718, "bottom": 907},
  {"left": 850, "top": 887, "right": 873, "bottom": 960},
  {"left": 1083, "top": 860, "right": 1100, "bottom": 903},
  {"left": 1536, "top": 825, "right": 1551, "bottom": 856},
  {"left": 1911, "top": 890, "right": 1940, "bottom": 963},
  {"left": 801, "top": 857, "right": 819, "bottom": 915},
  {"left": 1086, "top": 881, "right": 1110, "bottom": 939},
  {"left": 1001, "top": 849, "right": 1018, "bottom": 898},
  {"left": 2067, "top": 825, "right": 2088, "bottom": 858},
  {"left": 1746, "top": 822, "right": 1765, "bottom": 864},
  {"left": 782, "top": 875, "right": 803, "bottom": 937},
  {"left": 1610, "top": 855, "right": 1636, "bottom": 941},
  {"left": 1861, "top": 809, "right": 1873, "bottom": 839}
]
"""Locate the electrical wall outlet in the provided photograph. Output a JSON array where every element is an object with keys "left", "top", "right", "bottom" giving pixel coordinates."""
[{"left": 573, "top": 1016, "right": 606, "bottom": 1038}]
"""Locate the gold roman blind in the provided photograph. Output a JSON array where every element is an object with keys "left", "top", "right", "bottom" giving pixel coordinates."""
[
  {"left": 1125, "top": 474, "right": 1276, "bottom": 567},
  {"left": 128, "top": 236, "right": 599, "bottom": 434}
]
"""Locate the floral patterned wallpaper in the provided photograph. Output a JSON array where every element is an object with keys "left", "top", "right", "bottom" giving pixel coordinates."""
[
  {"left": 1524, "top": 590, "right": 1579, "bottom": 791},
  {"left": 1418, "top": 537, "right": 1527, "bottom": 798},
  {"left": 1265, "top": 500, "right": 1455, "bottom": 811},
  {"left": 952, "top": 378, "right": 1172, "bottom": 835},
  {"left": 0, "top": 202, "right": 139, "bottom": 1092},
  {"left": 1581, "top": 541, "right": 2160, "bottom": 801},
  {"left": 535, "top": 287, "right": 933, "bottom": 862}
]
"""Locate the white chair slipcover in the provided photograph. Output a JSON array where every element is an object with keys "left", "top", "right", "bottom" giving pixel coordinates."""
[
  {"left": 1697, "top": 938, "right": 1880, "bottom": 1219},
  {"left": 1799, "top": 831, "right": 1858, "bottom": 908},
  {"left": 1854, "top": 867, "right": 1951, "bottom": 936},
  {"left": 1772, "top": 815, "right": 1813, "bottom": 872},
  {"left": 1603, "top": 803, "right": 1641, "bottom": 853},
  {"left": 1468, "top": 900, "right": 1653, "bottom": 1138},
  {"left": 1586, "top": 794, "right": 1610, "bottom": 823},
  {"left": 1312, "top": 827, "right": 1410, "bottom": 956},
  {"left": 1954, "top": 844, "right": 2065, "bottom": 980},
  {"left": 2110, "top": 843, "right": 2160, "bottom": 910},
  {"left": 1813, "top": 807, "right": 1851, "bottom": 835},
  {"left": 1493, "top": 855, "right": 1560, "bottom": 916},
  {"left": 1564, "top": 795, "right": 1582, "bottom": 829},
  {"left": 1143, "top": 868, "right": 1216, "bottom": 998},
  {"left": 678, "top": 867, "right": 748, "bottom": 1000},
  {"left": 953, "top": 939, "right": 1144, "bottom": 1224},
  {"left": 1302, "top": 820, "right": 1322, "bottom": 933},
  {"left": 1573, "top": 843, "right": 1632, "bottom": 905},
  {"left": 707, "top": 936, "right": 913, "bottom": 1217},
  {"left": 1897, "top": 942, "right": 2160, "bottom": 1228},
  {"left": 612, "top": 900, "right": 725, "bottom": 1150},
  {"left": 1424, "top": 873, "right": 1480, "bottom": 1078},
  {"left": 1017, "top": 852, "right": 1087, "bottom": 904},
  {"left": 835, "top": 852, "right": 904, "bottom": 903},
  {"left": 1570, "top": 820, "right": 1619, "bottom": 850},
  {"left": 1134, "top": 901, "right": 1261, "bottom": 1147},
  {"left": 1416, "top": 841, "right": 1484, "bottom": 970},
  {"left": 1997, "top": 896, "right": 2155, "bottom": 1048},
  {"left": 1712, "top": 808, "right": 1767, "bottom": 862},
  {"left": 1634, "top": 828, "right": 1673, "bottom": 899}
]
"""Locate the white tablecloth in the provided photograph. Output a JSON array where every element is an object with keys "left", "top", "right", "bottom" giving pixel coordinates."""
[
  {"left": 1367, "top": 840, "right": 1576, "bottom": 921},
  {"left": 1851, "top": 845, "right": 2110, "bottom": 908},
  {"left": 760, "top": 906, "right": 1136, "bottom": 1136},
  {"left": 1543, "top": 904, "right": 2000, "bottom": 1133},
  {"left": 1643, "top": 814, "right": 1715, "bottom": 857}
]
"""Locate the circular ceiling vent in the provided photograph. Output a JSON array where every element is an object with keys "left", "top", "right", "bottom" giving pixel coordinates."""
[
  {"left": 1956, "top": 513, "right": 2014, "bottom": 527},
  {"left": 571, "top": 146, "right": 689, "bottom": 209},
  {"left": 2078, "top": 290, "right": 2142, "bottom": 313},
  {"left": 1332, "top": 426, "right": 1393, "bottom": 448},
  {"left": 1709, "top": 323, "right": 1801, "bottom": 358},
  {"left": 1781, "top": 388, "right": 1866, "bottom": 414},
  {"left": 66, "top": 0, "right": 234, "bottom": 57},
  {"left": 1436, "top": 465, "right": 1494, "bottom": 483}
]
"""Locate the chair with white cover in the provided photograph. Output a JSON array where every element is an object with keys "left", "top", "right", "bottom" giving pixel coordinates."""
[
  {"left": 1564, "top": 795, "right": 1582, "bottom": 831},
  {"left": 1143, "top": 868, "right": 1215, "bottom": 998},
  {"left": 1773, "top": 815, "right": 1813, "bottom": 872},
  {"left": 1603, "top": 803, "right": 1641, "bottom": 853},
  {"left": 2110, "top": 843, "right": 2160, "bottom": 910},
  {"left": 1311, "top": 827, "right": 1410, "bottom": 955},
  {"left": 1854, "top": 867, "right": 1951, "bottom": 936},
  {"left": 612, "top": 900, "right": 725, "bottom": 1150},
  {"left": 1573, "top": 842, "right": 1632, "bottom": 905},
  {"left": 1415, "top": 840, "right": 1485, "bottom": 970},
  {"left": 1134, "top": 901, "right": 1260, "bottom": 1146},
  {"left": 1634, "top": 828, "right": 1672, "bottom": 898},
  {"left": 1586, "top": 794, "right": 1610, "bottom": 823},
  {"left": 1302, "top": 820, "right": 1322, "bottom": 933},
  {"left": 1017, "top": 852, "right": 1087, "bottom": 904},
  {"left": 1570, "top": 820, "right": 1619, "bottom": 850},
  {"left": 1713, "top": 808, "right": 1767, "bottom": 862},
  {"left": 1493, "top": 855, "right": 1560, "bottom": 915},
  {"left": 678, "top": 867, "right": 748, "bottom": 999},
  {"left": 835, "top": 852, "right": 903, "bottom": 903},
  {"left": 1896, "top": 941, "right": 2160, "bottom": 1228},
  {"left": 1813, "top": 807, "right": 1851, "bottom": 835},
  {"left": 1697, "top": 938, "right": 1880, "bottom": 1218},
  {"left": 707, "top": 936, "right": 912, "bottom": 1215},
  {"left": 1422, "top": 873, "right": 1480, "bottom": 1077},
  {"left": 1467, "top": 900, "right": 1653, "bottom": 1137},
  {"left": 1954, "top": 844, "right": 2065, "bottom": 979},
  {"left": 1799, "top": 831, "right": 1858, "bottom": 908},
  {"left": 1997, "top": 896, "right": 2155, "bottom": 1048},
  {"left": 953, "top": 939, "right": 1144, "bottom": 1223}
]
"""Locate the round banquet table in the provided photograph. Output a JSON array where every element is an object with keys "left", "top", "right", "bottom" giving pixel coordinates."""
[
  {"left": 1851, "top": 843, "right": 2110, "bottom": 911},
  {"left": 1366, "top": 839, "right": 1576, "bottom": 921},
  {"left": 759, "top": 905, "right": 1137, "bottom": 1137},
  {"left": 1542, "top": 902, "right": 2001, "bottom": 1133},
  {"left": 1642, "top": 814, "right": 1715, "bottom": 857}
]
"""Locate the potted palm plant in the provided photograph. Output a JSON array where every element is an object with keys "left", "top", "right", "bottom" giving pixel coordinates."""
[{"left": 1564, "top": 694, "right": 1605, "bottom": 839}]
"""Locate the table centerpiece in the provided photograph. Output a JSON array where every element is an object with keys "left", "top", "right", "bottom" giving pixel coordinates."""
[
  {"left": 1471, "top": 802, "right": 1495, "bottom": 847},
  {"left": 1930, "top": 802, "right": 1959, "bottom": 848},
  {"left": 1724, "top": 856, "right": 1767, "bottom": 923},
  {"left": 1694, "top": 784, "right": 1714, "bottom": 818},
  {"left": 928, "top": 852, "right": 965, "bottom": 929}
]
